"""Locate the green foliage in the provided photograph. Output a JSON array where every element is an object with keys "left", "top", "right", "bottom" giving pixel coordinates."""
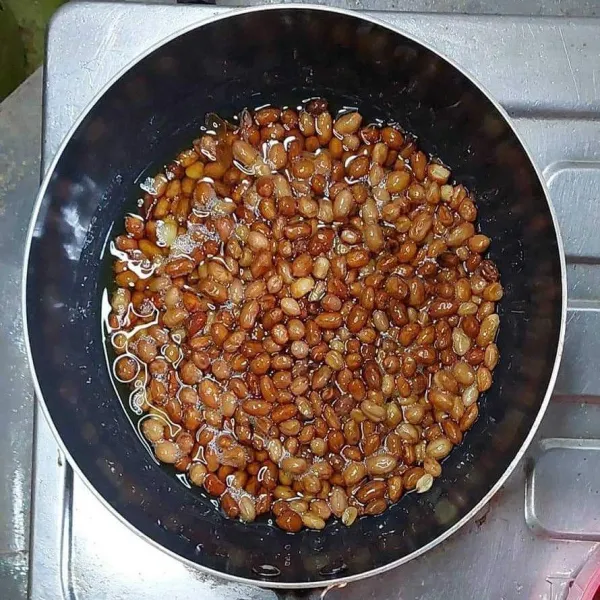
[
  {"left": 3, "top": 0, "right": 67, "bottom": 74},
  {"left": 0, "top": 1, "right": 26, "bottom": 100}
]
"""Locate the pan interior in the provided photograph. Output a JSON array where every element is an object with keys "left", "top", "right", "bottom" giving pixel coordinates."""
[{"left": 26, "top": 7, "right": 563, "bottom": 585}]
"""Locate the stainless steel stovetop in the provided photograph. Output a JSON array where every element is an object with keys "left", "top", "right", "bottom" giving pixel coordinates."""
[{"left": 29, "top": 3, "right": 600, "bottom": 599}]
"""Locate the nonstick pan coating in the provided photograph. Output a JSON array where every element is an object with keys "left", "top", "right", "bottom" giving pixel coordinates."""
[{"left": 24, "top": 6, "right": 565, "bottom": 587}]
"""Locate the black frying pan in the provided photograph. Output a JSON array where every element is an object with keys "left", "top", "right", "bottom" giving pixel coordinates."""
[{"left": 24, "top": 6, "right": 565, "bottom": 588}]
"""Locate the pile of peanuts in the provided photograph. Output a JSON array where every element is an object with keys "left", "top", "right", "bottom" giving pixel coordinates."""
[{"left": 107, "top": 99, "right": 502, "bottom": 532}]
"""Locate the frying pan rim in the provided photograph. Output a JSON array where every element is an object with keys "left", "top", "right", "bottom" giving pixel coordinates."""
[{"left": 21, "top": 3, "right": 567, "bottom": 589}]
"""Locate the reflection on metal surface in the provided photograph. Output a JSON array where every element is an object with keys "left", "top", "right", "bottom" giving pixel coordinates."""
[
  {"left": 546, "top": 576, "right": 574, "bottom": 600},
  {"left": 545, "top": 162, "right": 600, "bottom": 259},
  {"left": 0, "top": 70, "right": 42, "bottom": 569},
  {"left": 30, "top": 2, "right": 600, "bottom": 599},
  {"left": 526, "top": 438, "right": 600, "bottom": 540},
  {"left": 317, "top": 583, "right": 346, "bottom": 599}
]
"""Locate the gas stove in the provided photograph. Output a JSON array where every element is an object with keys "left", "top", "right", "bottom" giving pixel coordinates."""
[{"left": 29, "top": 3, "right": 600, "bottom": 599}]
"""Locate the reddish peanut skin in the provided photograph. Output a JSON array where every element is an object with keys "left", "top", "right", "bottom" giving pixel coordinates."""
[
  {"left": 276, "top": 511, "right": 303, "bottom": 532},
  {"left": 110, "top": 99, "right": 500, "bottom": 532}
]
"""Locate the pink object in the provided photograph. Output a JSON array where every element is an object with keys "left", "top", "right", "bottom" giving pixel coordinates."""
[{"left": 568, "top": 547, "right": 600, "bottom": 600}]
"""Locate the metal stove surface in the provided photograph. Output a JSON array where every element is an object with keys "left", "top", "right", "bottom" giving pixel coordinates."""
[{"left": 29, "top": 3, "right": 600, "bottom": 599}]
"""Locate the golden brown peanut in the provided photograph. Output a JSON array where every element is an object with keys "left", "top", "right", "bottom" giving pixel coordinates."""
[
  {"left": 476, "top": 314, "right": 500, "bottom": 347},
  {"left": 356, "top": 480, "right": 386, "bottom": 504},
  {"left": 365, "top": 454, "right": 397, "bottom": 475},
  {"left": 155, "top": 441, "right": 180, "bottom": 464},
  {"left": 333, "top": 189, "right": 355, "bottom": 220},
  {"left": 484, "top": 343, "right": 500, "bottom": 370},
  {"left": 447, "top": 222, "right": 475, "bottom": 247},
  {"left": 334, "top": 112, "right": 362, "bottom": 135},
  {"left": 242, "top": 400, "right": 271, "bottom": 417},
  {"left": 281, "top": 298, "right": 301, "bottom": 316},
  {"left": 233, "top": 140, "right": 259, "bottom": 167},
  {"left": 276, "top": 510, "right": 303, "bottom": 532},
  {"left": 290, "top": 277, "right": 315, "bottom": 298},
  {"left": 315, "top": 312, "right": 343, "bottom": 329},
  {"left": 386, "top": 170, "right": 411, "bottom": 193},
  {"left": 280, "top": 457, "right": 308, "bottom": 475},
  {"left": 342, "top": 461, "right": 367, "bottom": 486},
  {"left": 460, "top": 403, "right": 479, "bottom": 431},
  {"left": 341, "top": 506, "right": 358, "bottom": 526},
  {"left": 403, "top": 467, "right": 425, "bottom": 490},
  {"left": 239, "top": 496, "right": 257, "bottom": 522},
  {"left": 329, "top": 486, "right": 348, "bottom": 517},
  {"left": 302, "top": 512, "right": 326, "bottom": 530},
  {"left": 360, "top": 399, "right": 386, "bottom": 423},
  {"left": 363, "top": 224, "right": 384, "bottom": 252},
  {"left": 468, "top": 234, "right": 491, "bottom": 253},
  {"left": 453, "top": 361, "right": 475, "bottom": 385},
  {"left": 426, "top": 437, "right": 453, "bottom": 460},
  {"left": 141, "top": 417, "right": 164, "bottom": 443}
]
